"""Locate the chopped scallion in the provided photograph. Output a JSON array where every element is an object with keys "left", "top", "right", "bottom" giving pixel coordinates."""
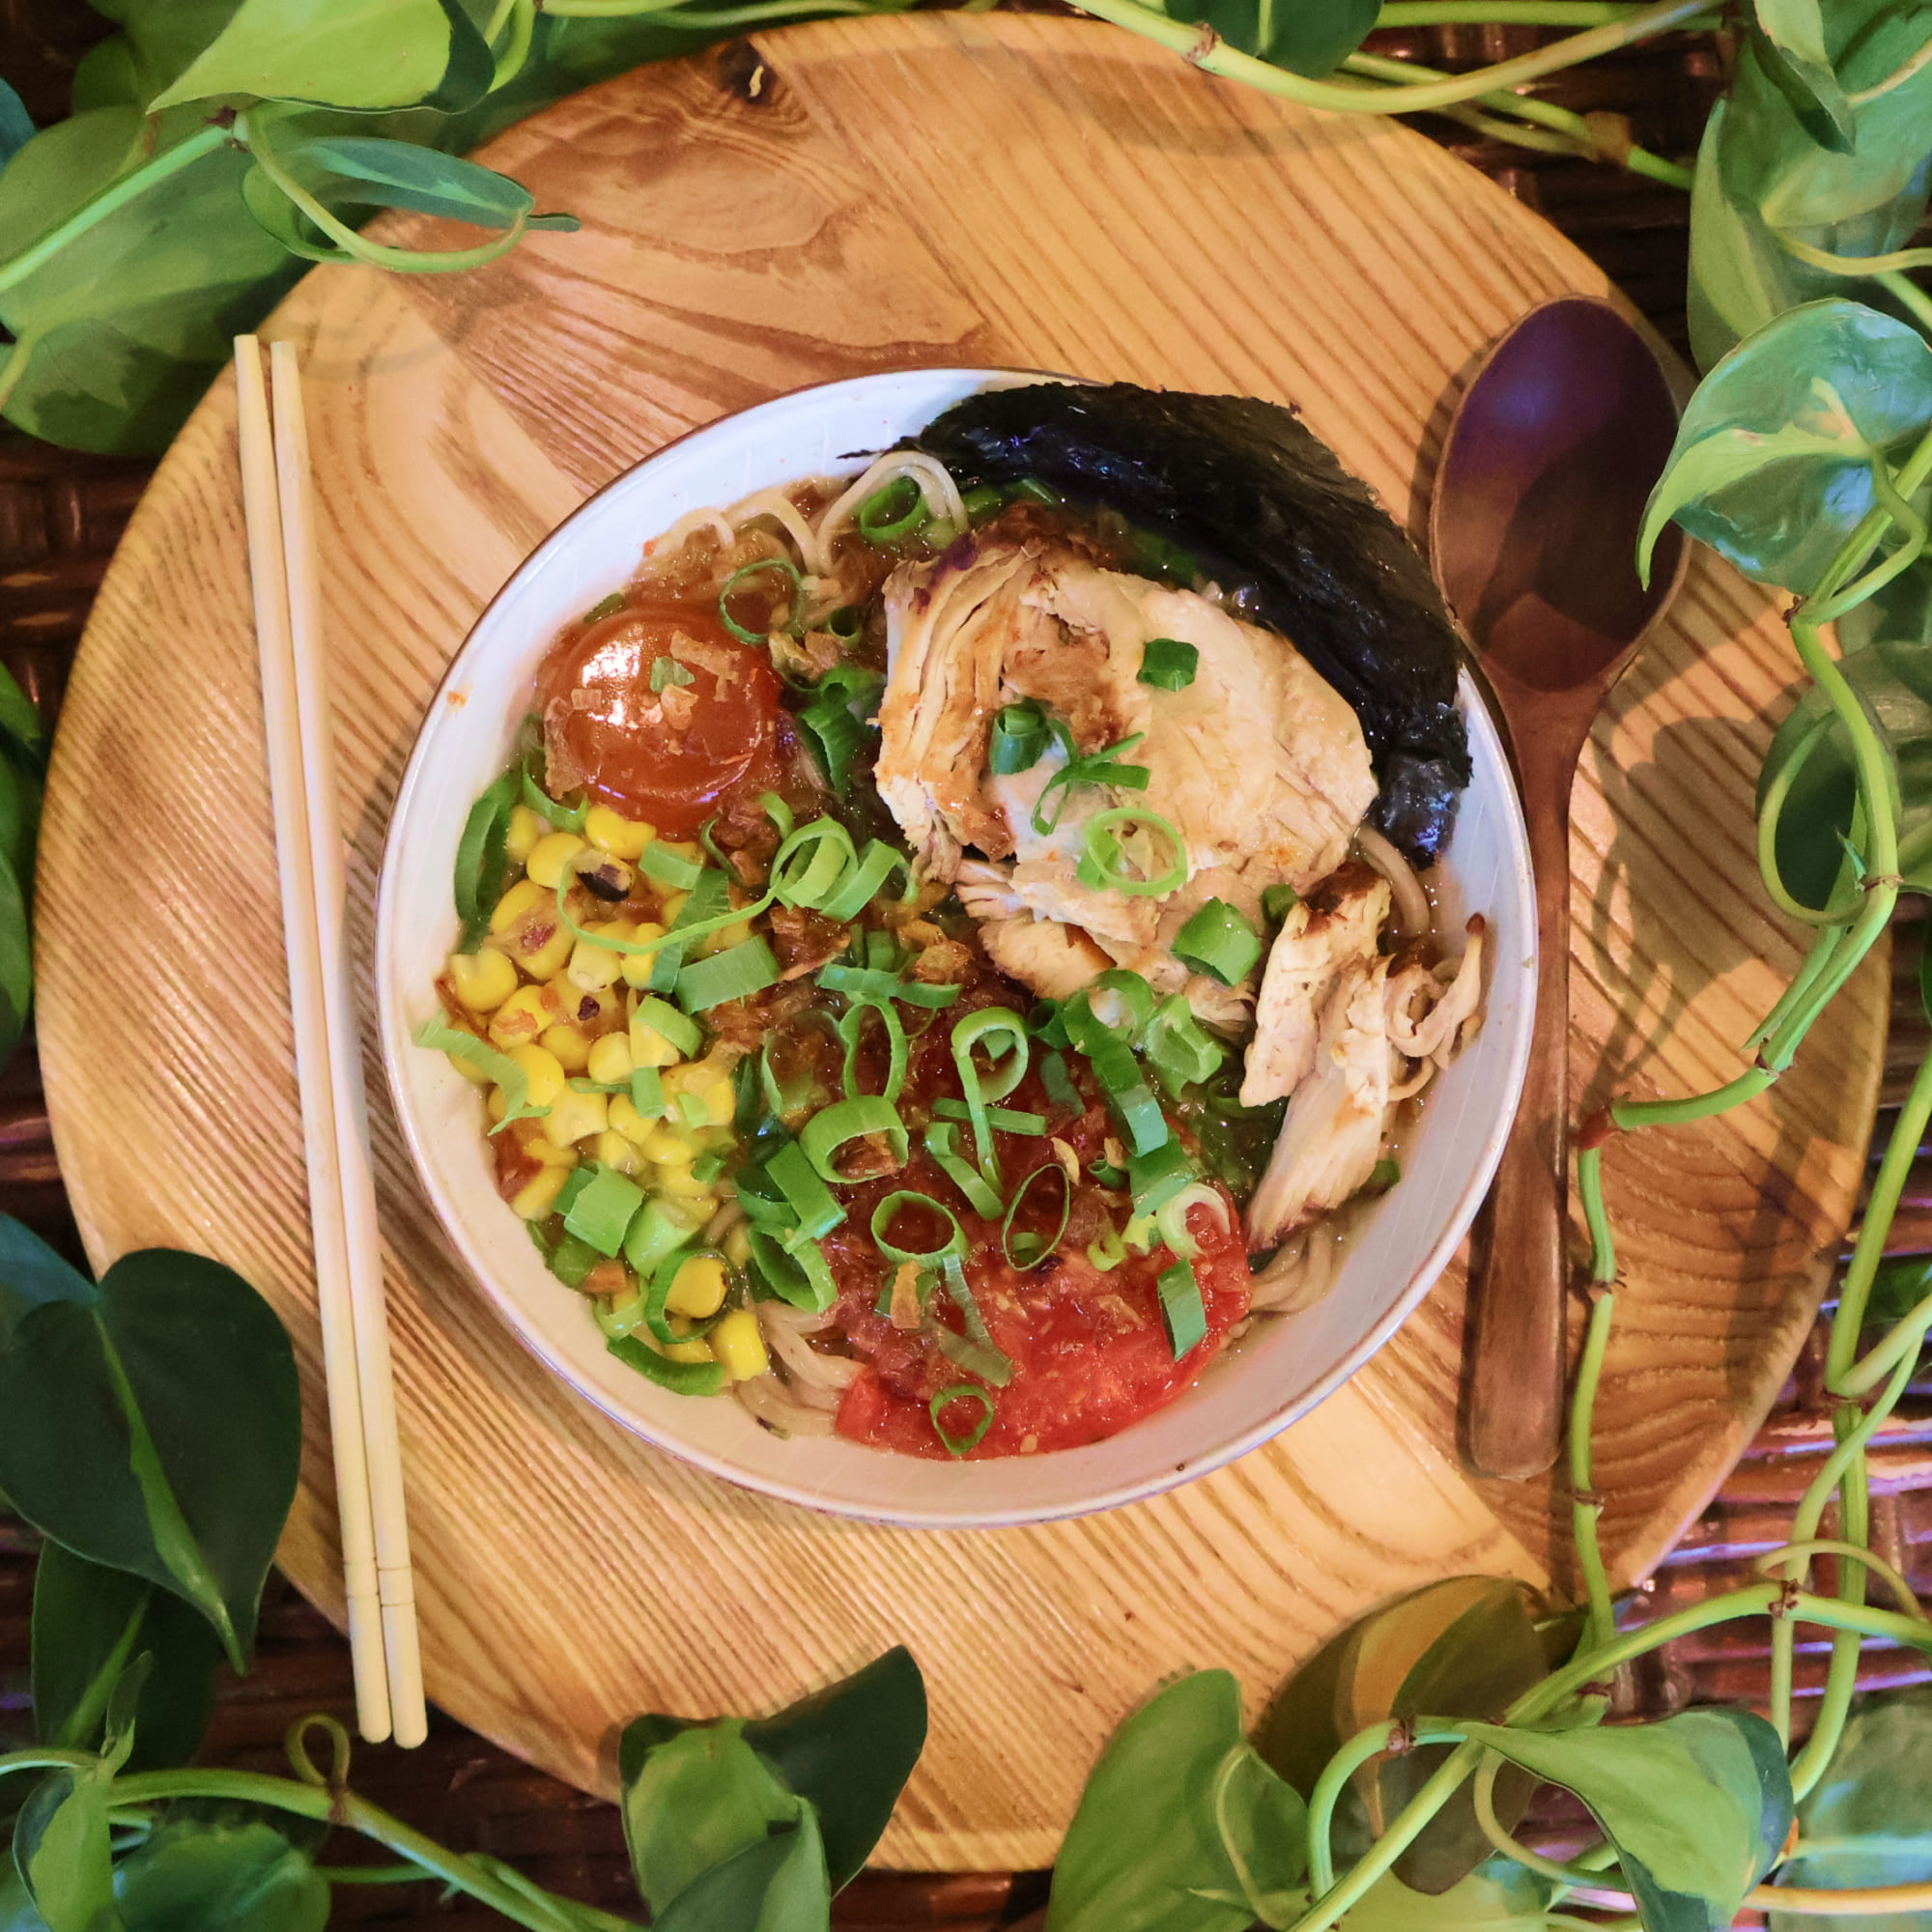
[
  {"left": 1032, "top": 724, "right": 1151, "bottom": 836},
  {"left": 521, "top": 760, "right": 588, "bottom": 834},
  {"left": 650, "top": 655, "right": 696, "bottom": 693},
  {"left": 639, "top": 842, "right": 705, "bottom": 892},
  {"left": 548, "top": 1233, "right": 601, "bottom": 1291},
  {"left": 1143, "top": 995, "right": 1227, "bottom": 1094},
  {"left": 1367, "top": 1158, "right": 1402, "bottom": 1194},
  {"left": 759, "top": 792, "right": 795, "bottom": 838},
  {"left": 800, "top": 1095, "right": 909, "bottom": 1184},
  {"left": 718, "top": 555, "right": 804, "bottom": 645},
  {"left": 452, "top": 768, "right": 517, "bottom": 950},
  {"left": 1001, "top": 1163, "right": 1071, "bottom": 1271},
  {"left": 745, "top": 1227, "right": 837, "bottom": 1313},
  {"left": 581, "top": 591, "right": 626, "bottom": 624},
  {"left": 632, "top": 995, "right": 702, "bottom": 1060},
  {"left": 1038, "top": 1048, "right": 1081, "bottom": 1116},
  {"left": 675, "top": 936, "right": 780, "bottom": 1011},
  {"left": 632, "top": 1065, "right": 668, "bottom": 1119},
  {"left": 1157, "top": 1258, "right": 1208, "bottom": 1359},
  {"left": 870, "top": 1190, "right": 966, "bottom": 1266},
  {"left": 1075, "top": 807, "right": 1188, "bottom": 897},
  {"left": 856, "top": 474, "right": 929, "bottom": 544},
  {"left": 1263, "top": 883, "right": 1299, "bottom": 923},
  {"left": 1173, "top": 898, "right": 1262, "bottom": 985},
  {"left": 932, "top": 1097, "right": 1046, "bottom": 1136},
  {"left": 929, "top": 1383, "right": 995, "bottom": 1457},
  {"left": 818, "top": 962, "right": 959, "bottom": 1009},
  {"left": 988, "top": 698, "right": 1051, "bottom": 776},
  {"left": 607, "top": 1332, "right": 725, "bottom": 1396},
  {"left": 766, "top": 1141, "right": 845, "bottom": 1244},
  {"left": 1137, "top": 637, "right": 1199, "bottom": 691},
  {"left": 923, "top": 1122, "right": 1005, "bottom": 1221},
  {"left": 412, "top": 1019, "right": 551, "bottom": 1132},
  {"left": 1087, "top": 1227, "right": 1126, "bottom": 1271},
  {"left": 1128, "top": 1137, "right": 1196, "bottom": 1218},
  {"left": 564, "top": 1165, "right": 646, "bottom": 1258}
]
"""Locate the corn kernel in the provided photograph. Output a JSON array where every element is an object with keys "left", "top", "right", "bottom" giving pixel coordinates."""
[
  {"left": 639, "top": 1124, "right": 692, "bottom": 1165},
  {"left": 656, "top": 839, "right": 703, "bottom": 867},
  {"left": 709, "top": 1307, "right": 770, "bottom": 1382},
  {"left": 666, "top": 1255, "right": 728, "bottom": 1320},
  {"left": 446, "top": 1043, "right": 494, "bottom": 1087},
  {"left": 629, "top": 1015, "right": 684, "bottom": 1069},
  {"left": 723, "top": 1225, "right": 752, "bottom": 1267},
  {"left": 541, "top": 1087, "right": 608, "bottom": 1149},
  {"left": 487, "top": 982, "right": 560, "bottom": 1050},
  {"left": 487, "top": 1086, "right": 508, "bottom": 1122},
  {"left": 698, "top": 1077, "right": 735, "bottom": 1124},
  {"left": 584, "top": 803, "right": 656, "bottom": 861},
  {"left": 594, "top": 1129, "right": 643, "bottom": 1175},
  {"left": 447, "top": 947, "right": 519, "bottom": 1012},
  {"left": 510, "top": 1164, "right": 571, "bottom": 1220},
  {"left": 490, "top": 877, "right": 547, "bottom": 935},
  {"left": 659, "top": 890, "right": 689, "bottom": 927},
  {"left": 527, "top": 831, "right": 588, "bottom": 890},
  {"left": 693, "top": 918, "right": 754, "bottom": 960},
  {"left": 645, "top": 1328, "right": 715, "bottom": 1366},
  {"left": 540, "top": 1023, "right": 591, "bottom": 1073},
  {"left": 618, "top": 922, "right": 668, "bottom": 990},
  {"left": 609, "top": 1094, "right": 652, "bottom": 1145},
  {"left": 508, "top": 1043, "right": 566, "bottom": 1108},
  {"left": 504, "top": 804, "right": 546, "bottom": 866},
  {"left": 656, "top": 1164, "right": 716, "bottom": 1204},
  {"left": 566, "top": 931, "right": 625, "bottom": 992},
  {"left": 586, "top": 1033, "right": 634, "bottom": 1086},
  {"left": 525, "top": 1133, "right": 579, "bottom": 1169}
]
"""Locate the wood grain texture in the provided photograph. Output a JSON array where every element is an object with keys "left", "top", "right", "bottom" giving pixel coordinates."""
[{"left": 33, "top": 15, "right": 1884, "bottom": 1870}]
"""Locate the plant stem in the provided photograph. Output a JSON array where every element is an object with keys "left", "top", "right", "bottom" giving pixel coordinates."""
[
  {"left": 106, "top": 1769, "right": 637, "bottom": 1931},
  {"left": 1879, "top": 270, "right": 1932, "bottom": 336},
  {"left": 0, "top": 123, "right": 228, "bottom": 297},
  {"left": 1065, "top": 0, "right": 1709, "bottom": 116},
  {"left": 1377, "top": 1, "right": 1653, "bottom": 20},
  {"left": 1569, "top": 1280, "right": 1617, "bottom": 1657},
  {"left": 1755, "top": 1540, "right": 1927, "bottom": 1621},
  {"left": 1611, "top": 1065, "right": 1776, "bottom": 1127}
]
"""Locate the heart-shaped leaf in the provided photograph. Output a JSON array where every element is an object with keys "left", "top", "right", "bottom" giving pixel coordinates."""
[
  {"left": 32, "top": 1540, "right": 223, "bottom": 1772},
  {"left": 1639, "top": 298, "right": 1932, "bottom": 595},
  {"left": 0, "top": 1236, "right": 300, "bottom": 1672},
  {"left": 651, "top": 1807, "right": 829, "bottom": 1932},
  {"left": 13, "top": 1772, "right": 116, "bottom": 1932},
  {"left": 111, "top": 1817, "right": 331, "bottom": 1932},
  {"left": 1769, "top": 1688, "right": 1932, "bottom": 1930},
  {"left": 152, "top": 0, "right": 494, "bottom": 114},
  {"left": 1461, "top": 1708, "right": 1794, "bottom": 1932},
  {"left": 1046, "top": 1671, "right": 1306, "bottom": 1932}
]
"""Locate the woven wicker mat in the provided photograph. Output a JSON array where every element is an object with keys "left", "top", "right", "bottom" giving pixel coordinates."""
[{"left": 0, "top": 9, "right": 1921, "bottom": 1926}]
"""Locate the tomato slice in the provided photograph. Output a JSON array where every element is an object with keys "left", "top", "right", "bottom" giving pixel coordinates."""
[{"left": 535, "top": 597, "right": 787, "bottom": 837}]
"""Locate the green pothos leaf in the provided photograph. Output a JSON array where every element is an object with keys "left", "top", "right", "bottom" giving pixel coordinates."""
[
  {"left": 13, "top": 1771, "right": 116, "bottom": 1932},
  {"left": 111, "top": 1816, "right": 332, "bottom": 1932},
  {"left": 0, "top": 82, "right": 32, "bottom": 168},
  {"left": 0, "top": 1236, "right": 300, "bottom": 1673},
  {"left": 1339, "top": 1857, "right": 1554, "bottom": 1929},
  {"left": 1169, "top": 0, "right": 1378, "bottom": 77},
  {"left": 1770, "top": 1688, "right": 1932, "bottom": 1931},
  {"left": 1748, "top": 0, "right": 1857, "bottom": 153},
  {"left": 1461, "top": 1708, "right": 1794, "bottom": 1932},
  {"left": 651, "top": 1807, "right": 829, "bottom": 1932},
  {"left": 1639, "top": 298, "right": 1932, "bottom": 595},
  {"left": 152, "top": 0, "right": 495, "bottom": 113}
]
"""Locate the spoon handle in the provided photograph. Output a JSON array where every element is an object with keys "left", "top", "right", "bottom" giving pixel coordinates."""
[{"left": 1467, "top": 735, "right": 1578, "bottom": 1480}]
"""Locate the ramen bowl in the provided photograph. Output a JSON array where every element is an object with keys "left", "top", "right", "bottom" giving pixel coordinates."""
[{"left": 376, "top": 367, "right": 1536, "bottom": 1529}]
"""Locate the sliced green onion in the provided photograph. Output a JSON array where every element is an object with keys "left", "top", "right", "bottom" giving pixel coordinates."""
[
  {"left": 952, "top": 1008, "right": 1030, "bottom": 1189},
  {"left": 645, "top": 867, "right": 733, "bottom": 993},
  {"left": 1033, "top": 726, "right": 1151, "bottom": 837},
  {"left": 961, "top": 484, "right": 1005, "bottom": 524},
  {"left": 527, "top": 1219, "right": 554, "bottom": 1264},
  {"left": 631, "top": 1065, "right": 668, "bottom": 1119},
  {"left": 1068, "top": 1025, "right": 1166, "bottom": 1157},
  {"left": 676, "top": 1091, "right": 709, "bottom": 1128},
  {"left": 929, "top": 1383, "right": 995, "bottom": 1456},
  {"left": 412, "top": 1019, "right": 550, "bottom": 1131},
  {"left": 1157, "top": 1258, "right": 1208, "bottom": 1359},
  {"left": 745, "top": 1227, "right": 837, "bottom": 1313},
  {"left": 719, "top": 555, "right": 804, "bottom": 645},
  {"left": 564, "top": 1165, "right": 646, "bottom": 1258},
  {"left": 866, "top": 929, "right": 902, "bottom": 970},
  {"left": 548, "top": 1233, "right": 601, "bottom": 1290},
  {"left": 1002, "top": 1163, "right": 1070, "bottom": 1271},
  {"left": 772, "top": 816, "right": 857, "bottom": 909},
  {"left": 1137, "top": 637, "right": 1199, "bottom": 691},
  {"left": 988, "top": 698, "right": 1051, "bottom": 777},
  {"left": 1087, "top": 1228, "right": 1126, "bottom": 1271},
  {"left": 581, "top": 591, "right": 626, "bottom": 624},
  {"left": 691, "top": 1148, "right": 730, "bottom": 1183},
  {"left": 1143, "top": 995, "right": 1227, "bottom": 1094},
  {"left": 826, "top": 605, "right": 864, "bottom": 642},
  {"left": 1086, "top": 970, "right": 1154, "bottom": 1040},
  {"left": 801, "top": 1095, "right": 909, "bottom": 1184},
  {"left": 1027, "top": 1000, "right": 1070, "bottom": 1047},
  {"left": 453, "top": 768, "right": 517, "bottom": 948},
  {"left": 818, "top": 962, "right": 958, "bottom": 1009},
  {"left": 1076, "top": 808, "right": 1188, "bottom": 897},
  {"left": 1011, "top": 477, "right": 1059, "bottom": 505},
  {"left": 696, "top": 813, "right": 732, "bottom": 872},
  {"left": 766, "top": 1140, "right": 845, "bottom": 1244},
  {"left": 623, "top": 1196, "right": 701, "bottom": 1279},
  {"left": 639, "top": 842, "right": 705, "bottom": 891},
  {"left": 1154, "top": 1181, "right": 1230, "bottom": 1262},
  {"left": 922, "top": 1122, "right": 1005, "bottom": 1220},
  {"left": 594, "top": 1289, "right": 644, "bottom": 1337},
  {"left": 870, "top": 1190, "right": 966, "bottom": 1266},
  {"left": 1128, "top": 1138, "right": 1197, "bottom": 1218},
  {"left": 1038, "top": 1048, "right": 1081, "bottom": 1116},
  {"left": 569, "top": 1077, "right": 628, "bottom": 1094},
  {"left": 1088, "top": 1157, "right": 1127, "bottom": 1189},
  {"left": 800, "top": 694, "right": 866, "bottom": 796},
  {"left": 1367, "top": 1158, "right": 1402, "bottom": 1194},
  {"left": 760, "top": 792, "right": 795, "bottom": 838},
  {"left": 836, "top": 998, "right": 908, "bottom": 1105},
  {"left": 818, "top": 840, "right": 911, "bottom": 923},
  {"left": 1173, "top": 898, "right": 1262, "bottom": 985},
  {"left": 1263, "top": 883, "right": 1299, "bottom": 923},
  {"left": 554, "top": 1168, "right": 594, "bottom": 1219},
  {"left": 521, "top": 761, "right": 588, "bottom": 834},
  {"left": 856, "top": 474, "right": 929, "bottom": 544},
  {"left": 632, "top": 995, "right": 702, "bottom": 1060},
  {"left": 935, "top": 1258, "right": 1011, "bottom": 1386},
  {"left": 607, "top": 1332, "right": 725, "bottom": 1397},
  {"left": 757, "top": 1041, "right": 814, "bottom": 1123},
  {"left": 675, "top": 936, "right": 780, "bottom": 1012},
  {"left": 932, "top": 1097, "right": 1046, "bottom": 1136},
  {"left": 650, "top": 655, "right": 696, "bottom": 693}
]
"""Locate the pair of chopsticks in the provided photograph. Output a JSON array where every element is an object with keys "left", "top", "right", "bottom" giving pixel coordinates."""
[{"left": 235, "top": 336, "right": 427, "bottom": 1748}]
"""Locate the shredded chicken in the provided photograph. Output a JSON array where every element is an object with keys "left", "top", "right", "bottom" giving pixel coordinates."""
[{"left": 876, "top": 538, "right": 1377, "bottom": 1026}]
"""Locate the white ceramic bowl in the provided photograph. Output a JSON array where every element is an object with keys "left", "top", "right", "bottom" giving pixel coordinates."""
[{"left": 377, "top": 367, "right": 1535, "bottom": 1529}]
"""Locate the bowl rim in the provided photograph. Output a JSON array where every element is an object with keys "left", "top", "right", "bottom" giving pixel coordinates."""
[{"left": 375, "top": 364, "right": 1535, "bottom": 1528}]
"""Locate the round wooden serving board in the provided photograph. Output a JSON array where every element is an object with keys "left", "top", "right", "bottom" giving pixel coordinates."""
[{"left": 37, "top": 14, "right": 1885, "bottom": 1870}]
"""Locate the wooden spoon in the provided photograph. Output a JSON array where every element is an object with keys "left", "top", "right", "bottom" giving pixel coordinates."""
[{"left": 1428, "top": 296, "right": 1688, "bottom": 1480}]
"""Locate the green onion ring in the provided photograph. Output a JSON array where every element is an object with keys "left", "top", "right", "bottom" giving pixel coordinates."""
[
  {"left": 718, "top": 555, "right": 805, "bottom": 645},
  {"left": 1002, "top": 1162, "right": 1071, "bottom": 1272},
  {"left": 870, "top": 1190, "right": 966, "bottom": 1267},
  {"left": 929, "top": 1383, "right": 995, "bottom": 1457},
  {"left": 1076, "top": 807, "right": 1189, "bottom": 897},
  {"left": 836, "top": 998, "right": 908, "bottom": 1104},
  {"left": 857, "top": 474, "right": 929, "bottom": 544},
  {"left": 800, "top": 1094, "right": 909, "bottom": 1184},
  {"left": 922, "top": 1122, "right": 1005, "bottom": 1220}
]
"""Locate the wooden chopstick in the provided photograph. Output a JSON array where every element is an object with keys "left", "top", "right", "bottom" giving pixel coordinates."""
[{"left": 236, "top": 335, "right": 428, "bottom": 1747}]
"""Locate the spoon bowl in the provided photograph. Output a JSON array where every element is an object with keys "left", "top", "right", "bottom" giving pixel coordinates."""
[{"left": 1429, "top": 295, "right": 1688, "bottom": 1479}]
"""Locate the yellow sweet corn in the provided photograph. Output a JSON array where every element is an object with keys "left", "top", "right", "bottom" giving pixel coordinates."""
[
  {"left": 586, "top": 1033, "right": 633, "bottom": 1086},
  {"left": 658, "top": 890, "right": 689, "bottom": 927},
  {"left": 655, "top": 1163, "right": 715, "bottom": 1203},
  {"left": 618, "top": 922, "right": 668, "bottom": 990},
  {"left": 723, "top": 1224, "right": 753, "bottom": 1267},
  {"left": 638, "top": 1123, "right": 692, "bottom": 1165},
  {"left": 487, "top": 1086, "right": 508, "bottom": 1122},
  {"left": 507, "top": 1043, "right": 566, "bottom": 1109},
  {"left": 504, "top": 804, "right": 546, "bottom": 866},
  {"left": 541, "top": 1023, "right": 593, "bottom": 1073},
  {"left": 487, "top": 982, "right": 560, "bottom": 1050},
  {"left": 645, "top": 1327, "right": 714, "bottom": 1367},
  {"left": 527, "top": 831, "right": 588, "bottom": 890},
  {"left": 524, "top": 1131, "right": 579, "bottom": 1169},
  {"left": 666, "top": 1255, "right": 728, "bottom": 1319},
  {"left": 608, "top": 1094, "right": 651, "bottom": 1145},
  {"left": 566, "top": 929, "right": 625, "bottom": 992},
  {"left": 540, "top": 1087, "right": 608, "bottom": 1149},
  {"left": 709, "top": 1308, "right": 770, "bottom": 1382},
  {"left": 593, "top": 1129, "right": 643, "bottom": 1175},
  {"left": 446, "top": 1044, "right": 493, "bottom": 1087},
  {"left": 509, "top": 1164, "right": 571, "bottom": 1220},
  {"left": 584, "top": 803, "right": 656, "bottom": 861},
  {"left": 490, "top": 877, "right": 548, "bottom": 935},
  {"left": 629, "top": 1012, "right": 684, "bottom": 1069},
  {"left": 447, "top": 948, "right": 519, "bottom": 1012},
  {"left": 693, "top": 918, "right": 754, "bottom": 960}
]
